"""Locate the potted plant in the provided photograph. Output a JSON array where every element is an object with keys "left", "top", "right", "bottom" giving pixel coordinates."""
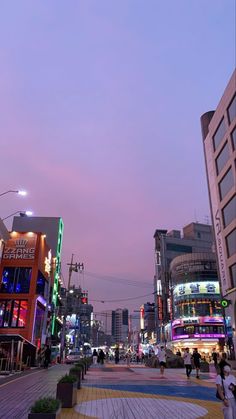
[
  {"left": 56, "top": 374, "right": 77, "bottom": 408},
  {"left": 28, "top": 397, "right": 61, "bottom": 419},
  {"left": 69, "top": 366, "right": 82, "bottom": 389},
  {"left": 75, "top": 361, "right": 86, "bottom": 378}
]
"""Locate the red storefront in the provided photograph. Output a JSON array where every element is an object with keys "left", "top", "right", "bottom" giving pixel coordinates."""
[{"left": 0, "top": 231, "right": 53, "bottom": 351}]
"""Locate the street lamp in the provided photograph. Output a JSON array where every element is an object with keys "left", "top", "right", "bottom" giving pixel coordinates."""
[
  {"left": 0, "top": 190, "right": 27, "bottom": 197},
  {"left": 1, "top": 210, "right": 33, "bottom": 221}
]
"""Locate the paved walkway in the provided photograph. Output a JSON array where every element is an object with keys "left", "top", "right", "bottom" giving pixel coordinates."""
[{"left": 0, "top": 363, "right": 225, "bottom": 418}]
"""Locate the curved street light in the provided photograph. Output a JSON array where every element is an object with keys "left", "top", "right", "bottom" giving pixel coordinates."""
[
  {"left": 1, "top": 210, "right": 33, "bottom": 221},
  {"left": 0, "top": 190, "right": 27, "bottom": 197}
]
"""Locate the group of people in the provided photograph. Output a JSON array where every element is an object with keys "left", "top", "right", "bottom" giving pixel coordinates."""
[
  {"left": 37, "top": 345, "right": 51, "bottom": 369},
  {"left": 92, "top": 348, "right": 106, "bottom": 365}
]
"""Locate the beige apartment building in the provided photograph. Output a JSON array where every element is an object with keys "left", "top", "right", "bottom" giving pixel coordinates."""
[{"left": 201, "top": 69, "right": 236, "bottom": 351}]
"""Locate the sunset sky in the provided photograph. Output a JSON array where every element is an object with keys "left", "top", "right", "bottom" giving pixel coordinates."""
[{"left": 1, "top": 1, "right": 235, "bottom": 314}]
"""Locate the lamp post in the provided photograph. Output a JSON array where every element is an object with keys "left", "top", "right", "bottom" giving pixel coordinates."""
[
  {"left": 1, "top": 210, "right": 33, "bottom": 221},
  {"left": 0, "top": 190, "right": 27, "bottom": 197}
]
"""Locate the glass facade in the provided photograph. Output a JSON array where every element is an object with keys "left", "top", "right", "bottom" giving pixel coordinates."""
[
  {"left": 228, "top": 94, "right": 236, "bottom": 124},
  {"left": 219, "top": 167, "right": 234, "bottom": 200},
  {"left": 216, "top": 142, "right": 230, "bottom": 175},
  {"left": 174, "top": 299, "right": 222, "bottom": 318},
  {"left": 226, "top": 228, "right": 236, "bottom": 257},
  {"left": 213, "top": 118, "right": 226, "bottom": 150},
  {"left": 36, "top": 271, "right": 49, "bottom": 297},
  {"left": 222, "top": 195, "right": 236, "bottom": 228},
  {"left": 0, "top": 267, "right": 32, "bottom": 294},
  {"left": 174, "top": 324, "right": 224, "bottom": 336},
  {"left": 0, "top": 300, "right": 27, "bottom": 327},
  {"left": 230, "top": 264, "right": 236, "bottom": 288}
]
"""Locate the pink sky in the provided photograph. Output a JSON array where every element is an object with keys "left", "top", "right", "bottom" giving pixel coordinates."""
[{"left": 0, "top": 1, "right": 235, "bottom": 313}]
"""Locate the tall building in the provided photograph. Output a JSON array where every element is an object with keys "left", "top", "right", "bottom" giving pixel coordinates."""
[
  {"left": 153, "top": 222, "right": 214, "bottom": 342},
  {"left": 112, "top": 308, "right": 129, "bottom": 344},
  {"left": 140, "top": 302, "right": 155, "bottom": 343},
  {"left": 170, "top": 252, "right": 224, "bottom": 354},
  {"left": 0, "top": 231, "right": 54, "bottom": 364},
  {"left": 201, "top": 69, "right": 236, "bottom": 351},
  {"left": 12, "top": 216, "right": 64, "bottom": 339}
]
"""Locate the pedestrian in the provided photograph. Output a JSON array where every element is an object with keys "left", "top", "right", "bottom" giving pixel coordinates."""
[
  {"left": 157, "top": 346, "right": 166, "bottom": 377},
  {"left": 99, "top": 349, "right": 105, "bottom": 365},
  {"left": 219, "top": 353, "right": 231, "bottom": 376},
  {"left": 176, "top": 349, "right": 181, "bottom": 356},
  {"left": 212, "top": 348, "right": 218, "bottom": 368},
  {"left": 192, "top": 348, "right": 201, "bottom": 379},
  {"left": 216, "top": 365, "right": 236, "bottom": 418},
  {"left": 92, "top": 349, "right": 98, "bottom": 364},
  {"left": 44, "top": 345, "right": 51, "bottom": 369},
  {"left": 183, "top": 348, "right": 192, "bottom": 379},
  {"left": 126, "top": 349, "right": 131, "bottom": 367},
  {"left": 115, "top": 347, "right": 119, "bottom": 364}
]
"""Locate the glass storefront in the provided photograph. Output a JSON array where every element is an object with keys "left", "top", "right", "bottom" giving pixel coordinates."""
[
  {"left": 0, "top": 299, "right": 28, "bottom": 327},
  {"left": 0, "top": 267, "right": 32, "bottom": 293}
]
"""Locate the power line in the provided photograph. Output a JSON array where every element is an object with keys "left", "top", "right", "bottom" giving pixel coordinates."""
[
  {"left": 89, "top": 292, "right": 154, "bottom": 303},
  {"left": 84, "top": 271, "right": 153, "bottom": 288}
]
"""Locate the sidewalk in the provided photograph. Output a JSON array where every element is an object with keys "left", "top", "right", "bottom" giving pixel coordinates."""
[
  {"left": 0, "top": 363, "right": 224, "bottom": 419},
  {"left": 62, "top": 363, "right": 224, "bottom": 419}
]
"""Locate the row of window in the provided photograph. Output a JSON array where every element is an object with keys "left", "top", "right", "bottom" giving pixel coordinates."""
[
  {"left": 0, "top": 267, "right": 49, "bottom": 296},
  {"left": 174, "top": 301, "right": 222, "bottom": 317},
  {"left": 213, "top": 94, "right": 236, "bottom": 151},
  {"left": 216, "top": 128, "right": 236, "bottom": 176},
  {"left": 0, "top": 299, "right": 27, "bottom": 328},
  {"left": 173, "top": 325, "right": 224, "bottom": 336}
]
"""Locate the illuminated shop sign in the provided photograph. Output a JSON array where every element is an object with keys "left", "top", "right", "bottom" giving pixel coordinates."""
[
  {"left": 173, "top": 281, "right": 219, "bottom": 297},
  {"left": 172, "top": 333, "right": 225, "bottom": 340},
  {"left": 172, "top": 316, "right": 224, "bottom": 327},
  {"left": 45, "top": 250, "right": 52, "bottom": 276},
  {"left": 3, "top": 234, "right": 37, "bottom": 260}
]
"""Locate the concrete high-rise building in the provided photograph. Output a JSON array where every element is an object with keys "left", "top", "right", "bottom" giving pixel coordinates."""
[
  {"left": 201, "top": 69, "right": 236, "bottom": 351},
  {"left": 112, "top": 308, "right": 129, "bottom": 344},
  {"left": 153, "top": 222, "right": 214, "bottom": 343}
]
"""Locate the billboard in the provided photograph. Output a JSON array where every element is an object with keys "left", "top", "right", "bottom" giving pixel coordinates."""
[{"left": 2, "top": 233, "right": 37, "bottom": 260}]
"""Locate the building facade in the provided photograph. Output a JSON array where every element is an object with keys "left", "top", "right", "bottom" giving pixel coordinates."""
[
  {"left": 0, "top": 231, "right": 53, "bottom": 348},
  {"left": 112, "top": 308, "right": 129, "bottom": 344},
  {"left": 153, "top": 222, "right": 214, "bottom": 343},
  {"left": 12, "top": 216, "right": 64, "bottom": 341},
  {"left": 201, "top": 69, "right": 236, "bottom": 351},
  {"left": 170, "top": 252, "right": 224, "bottom": 354}
]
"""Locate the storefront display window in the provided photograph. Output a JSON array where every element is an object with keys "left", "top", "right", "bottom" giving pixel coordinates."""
[
  {"left": 0, "top": 267, "right": 32, "bottom": 294},
  {"left": 0, "top": 299, "right": 28, "bottom": 327}
]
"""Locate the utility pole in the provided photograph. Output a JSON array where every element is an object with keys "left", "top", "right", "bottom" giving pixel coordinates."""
[{"left": 60, "top": 254, "right": 84, "bottom": 360}]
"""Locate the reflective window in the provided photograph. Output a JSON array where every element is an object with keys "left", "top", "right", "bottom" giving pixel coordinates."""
[
  {"left": 231, "top": 127, "right": 236, "bottom": 150},
  {"left": 219, "top": 168, "right": 234, "bottom": 200},
  {"left": 222, "top": 195, "right": 236, "bottom": 228},
  {"left": 216, "top": 142, "right": 230, "bottom": 175},
  {"left": 226, "top": 228, "right": 236, "bottom": 257},
  {"left": 213, "top": 118, "right": 226, "bottom": 150},
  {"left": 230, "top": 264, "right": 236, "bottom": 288},
  {"left": 0, "top": 267, "right": 32, "bottom": 294},
  {"left": 36, "top": 271, "right": 48, "bottom": 297},
  {"left": 228, "top": 94, "right": 236, "bottom": 124},
  {"left": 0, "top": 300, "right": 28, "bottom": 328}
]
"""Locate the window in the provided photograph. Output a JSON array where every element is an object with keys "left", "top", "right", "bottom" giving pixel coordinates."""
[
  {"left": 231, "top": 128, "right": 236, "bottom": 150},
  {"left": 0, "top": 300, "right": 27, "bottom": 328},
  {"left": 213, "top": 118, "right": 226, "bottom": 150},
  {"left": 0, "top": 267, "right": 32, "bottom": 294},
  {"left": 226, "top": 228, "right": 236, "bottom": 258},
  {"left": 230, "top": 264, "right": 236, "bottom": 288},
  {"left": 166, "top": 243, "right": 192, "bottom": 253},
  {"left": 219, "top": 168, "right": 234, "bottom": 200},
  {"left": 216, "top": 142, "right": 230, "bottom": 175},
  {"left": 228, "top": 94, "right": 236, "bottom": 124},
  {"left": 36, "top": 271, "right": 49, "bottom": 297},
  {"left": 222, "top": 195, "right": 236, "bottom": 228}
]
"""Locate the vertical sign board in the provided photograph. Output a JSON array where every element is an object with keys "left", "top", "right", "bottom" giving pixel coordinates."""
[{"left": 204, "top": 136, "right": 228, "bottom": 295}]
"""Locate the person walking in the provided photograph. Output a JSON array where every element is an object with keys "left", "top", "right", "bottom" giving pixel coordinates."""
[
  {"left": 192, "top": 348, "right": 201, "bottom": 379},
  {"left": 99, "top": 349, "right": 105, "bottom": 365},
  {"left": 115, "top": 347, "right": 119, "bottom": 364},
  {"left": 212, "top": 348, "right": 218, "bottom": 368},
  {"left": 44, "top": 345, "right": 51, "bottom": 369},
  {"left": 219, "top": 353, "right": 231, "bottom": 376},
  {"left": 92, "top": 349, "right": 98, "bottom": 364},
  {"left": 158, "top": 346, "right": 166, "bottom": 377},
  {"left": 216, "top": 365, "right": 236, "bottom": 419},
  {"left": 183, "top": 348, "right": 192, "bottom": 379}
]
